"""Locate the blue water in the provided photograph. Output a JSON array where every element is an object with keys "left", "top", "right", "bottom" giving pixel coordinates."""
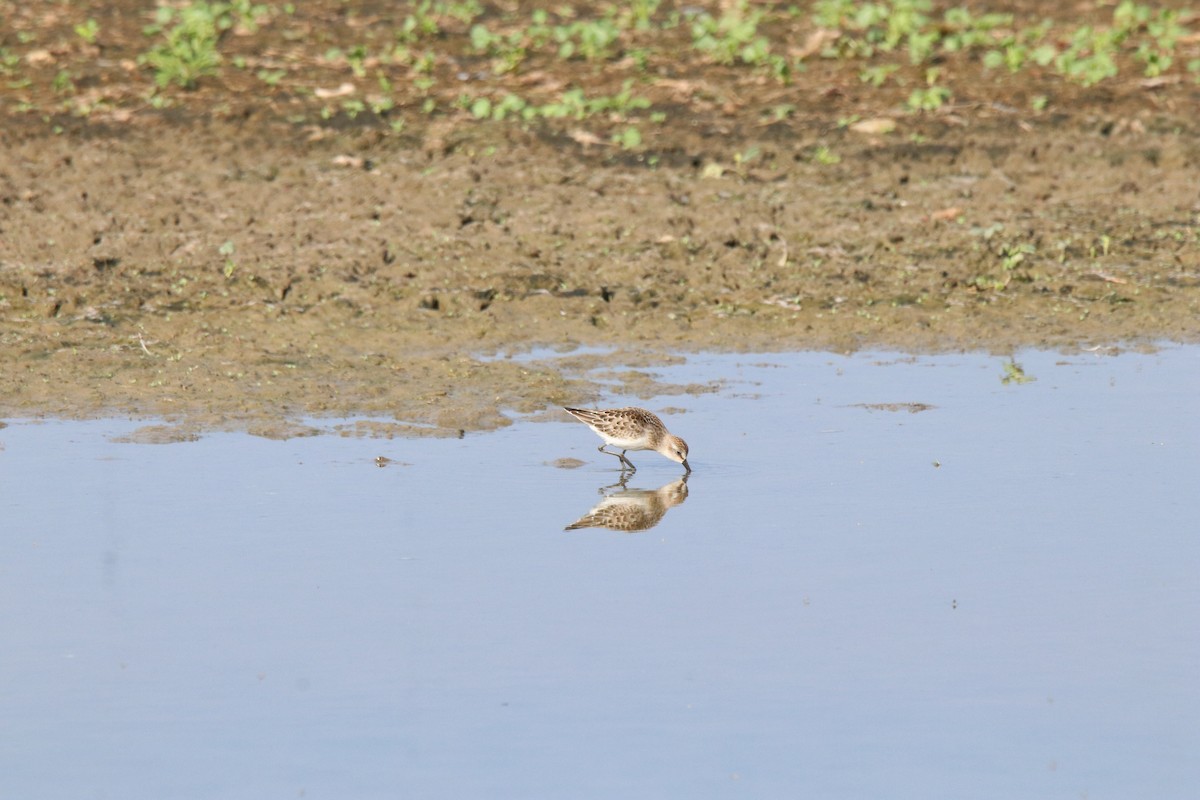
[{"left": 2, "top": 347, "right": 1197, "bottom": 799}]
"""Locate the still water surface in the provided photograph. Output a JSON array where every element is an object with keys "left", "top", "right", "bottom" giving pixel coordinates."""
[{"left": 2, "top": 347, "right": 1197, "bottom": 799}]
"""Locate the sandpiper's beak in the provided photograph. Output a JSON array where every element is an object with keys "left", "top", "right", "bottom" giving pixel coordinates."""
[{"left": 682, "top": 459, "right": 691, "bottom": 473}]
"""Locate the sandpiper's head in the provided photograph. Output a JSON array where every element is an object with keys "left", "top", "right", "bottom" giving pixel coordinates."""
[{"left": 661, "top": 434, "right": 690, "bottom": 472}]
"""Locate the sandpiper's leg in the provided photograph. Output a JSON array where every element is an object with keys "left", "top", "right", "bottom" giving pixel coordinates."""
[
  {"left": 601, "top": 473, "right": 632, "bottom": 492},
  {"left": 597, "top": 444, "right": 624, "bottom": 466},
  {"left": 597, "top": 445, "right": 636, "bottom": 472}
]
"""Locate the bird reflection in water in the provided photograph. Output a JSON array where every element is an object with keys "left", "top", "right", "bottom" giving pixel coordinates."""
[{"left": 564, "top": 475, "right": 689, "bottom": 533}]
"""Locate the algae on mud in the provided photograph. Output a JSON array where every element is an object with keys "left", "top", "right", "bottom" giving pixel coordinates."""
[{"left": 1, "top": 1, "right": 1198, "bottom": 435}]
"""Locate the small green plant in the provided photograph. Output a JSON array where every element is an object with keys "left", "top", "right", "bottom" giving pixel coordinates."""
[
  {"left": 985, "top": 20, "right": 1056, "bottom": 73},
  {"left": 556, "top": 18, "right": 622, "bottom": 61},
  {"left": 999, "top": 242, "right": 1035, "bottom": 272},
  {"left": 1090, "top": 234, "right": 1114, "bottom": 259},
  {"left": 812, "top": 0, "right": 857, "bottom": 30},
  {"left": 460, "top": 92, "right": 526, "bottom": 121},
  {"left": 256, "top": 68, "right": 285, "bottom": 86},
  {"left": 733, "top": 145, "right": 760, "bottom": 168},
  {"left": 343, "top": 44, "right": 369, "bottom": 78},
  {"left": 468, "top": 96, "right": 492, "bottom": 119},
  {"left": 600, "top": 79, "right": 650, "bottom": 116},
  {"left": 691, "top": 2, "right": 769, "bottom": 66},
  {"left": 972, "top": 241, "right": 1036, "bottom": 290},
  {"left": 228, "top": 0, "right": 270, "bottom": 32},
  {"left": 397, "top": 0, "right": 440, "bottom": 44},
  {"left": 625, "top": 47, "right": 652, "bottom": 72},
  {"left": 0, "top": 47, "right": 19, "bottom": 76},
  {"left": 1133, "top": 7, "right": 1184, "bottom": 77},
  {"left": 813, "top": 0, "right": 934, "bottom": 60},
  {"left": 907, "top": 28, "right": 938, "bottom": 64},
  {"left": 860, "top": 64, "right": 898, "bottom": 86},
  {"left": 488, "top": 93, "right": 523, "bottom": 120},
  {"left": 52, "top": 69, "right": 75, "bottom": 94},
  {"left": 940, "top": 8, "right": 1012, "bottom": 52},
  {"left": 907, "top": 69, "right": 951, "bottom": 111},
  {"left": 74, "top": 18, "right": 100, "bottom": 45},
  {"left": 620, "top": 0, "right": 662, "bottom": 31},
  {"left": 412, "top": 50, "right": 437, "bottom": 74},
  {"left": 973, "top": 222, "right": 1004, "bottom": 241},
  {"left": 612, "top": 126, "right": 642, "bottom": 150},
  {"left": 766, "top": 53, "right": 796, "bottom": 84},
  {"left": 968, "top": 274, "right": 1008, "bottom": 291},
  {"left": 886, "top": 0, "right": 934, "bottom": 51},
  {"left": 219, "top": 240, "right": 236, "bottom": 278},
  {"left": 532, "top": 79, "right": 650, "bottom": 122},
  {"left": 1054, "top": 26, "right": 1120, "bottom": 86},
  {"left": 468, "top": 22, "right": 495, "bottom": 51},
  {"left": 813, "top": 145, "right": 841, "bottom": 165},
  {"left": 143, "top": 3, "right": 225, "bottom": 89},
  {"left": 769, "top": 103, "right": 796, "bottom": 121},
  {"left": 470, "top": 23, "right": 529, "bottom": 73},
  {"left": 443, "top": 1, "right": 483, "bottom": 24},
  {"left": 537, "top": 89, "right": 582, "bottom": 119}
]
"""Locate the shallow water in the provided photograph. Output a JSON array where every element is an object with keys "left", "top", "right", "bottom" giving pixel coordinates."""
[{"left": 2, "top": 347, "right": 1197, "bottom": 799}]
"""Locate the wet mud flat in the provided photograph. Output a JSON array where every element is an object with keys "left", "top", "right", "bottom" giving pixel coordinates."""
[
  {"left": 2, "top": 1, "right": 1199, "bottom": 436},
  {"left": 4, "top": 119, "right": 1196, "bottom": 437}
]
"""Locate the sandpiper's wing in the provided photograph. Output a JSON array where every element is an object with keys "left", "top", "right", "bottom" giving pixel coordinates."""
[{"left": 563, "top": 407, "right": 664, "bottom": 440}]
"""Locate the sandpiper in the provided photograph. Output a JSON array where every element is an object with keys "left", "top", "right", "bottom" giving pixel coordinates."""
[{"left": 563, "top": 406, "right": 691, "bottom": 474}]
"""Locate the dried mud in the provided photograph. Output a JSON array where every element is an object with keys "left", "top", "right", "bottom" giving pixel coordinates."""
[{"left": 2, "top": 2, "right": 1199, "bottom": 436}]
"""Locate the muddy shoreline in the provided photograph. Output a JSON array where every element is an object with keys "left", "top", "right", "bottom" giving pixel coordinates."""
[
  {"left": 3, "top": 1, "right": 1198, "bottom": 437},
  {"left": 3, "top": 119, "right": 1198, "bottom": 437}
]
